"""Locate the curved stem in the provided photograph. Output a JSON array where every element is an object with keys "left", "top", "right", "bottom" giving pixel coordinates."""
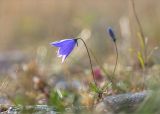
[
  {"left": 113, "top": 42, "right": 118, "bottom": 76},
  {"left": 77, "top": 38, "right": 97, "bottom": 86}
]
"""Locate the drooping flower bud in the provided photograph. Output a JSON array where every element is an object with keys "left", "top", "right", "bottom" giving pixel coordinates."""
[{"left": 107, "top": 27, "right": 116, "bottom": 42}]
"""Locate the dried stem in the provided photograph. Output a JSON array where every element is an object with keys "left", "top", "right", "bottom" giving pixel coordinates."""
[
  {"left": 130, "top": 0, "right": 147, "bottom": 66},
  {"left": 130, "top": 0, "right": 148, "bottom": 89}
]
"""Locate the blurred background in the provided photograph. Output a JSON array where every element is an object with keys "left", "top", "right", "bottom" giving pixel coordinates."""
[
  {"left": 0, "top": 0, "right": 159, "bottom": 74},
  {"left": 0, "top": 0, "right": 160, "bottom": 113},
  {"left": 0, "top": 0, "right": 159, "bottom": 67},
  {"left": 0, "top": 0, "right": 159, "bottom": 50}
]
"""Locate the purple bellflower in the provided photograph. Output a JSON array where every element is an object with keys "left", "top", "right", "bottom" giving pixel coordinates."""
[
  {"left": 107, "top": 27, "right": 116, "bottom": 42},
  {"left": 50, "top": 39, "right": 78, "bottom": 63}
]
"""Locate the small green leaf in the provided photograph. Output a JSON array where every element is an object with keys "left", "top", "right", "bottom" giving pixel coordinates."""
[
  {"left": 89, "top": 83, "right": 102, "bottom": 93},
  {"left": 137, "top": 51, "right": 145, "bottom": 69}
]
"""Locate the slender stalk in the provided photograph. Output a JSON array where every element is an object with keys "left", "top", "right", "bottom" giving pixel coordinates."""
[
  {"left": 130, "top": 0, "right": 147, "bottom": 66},
  {"left": 113, "top": 42, "right": 118, "bottom": 76},
  {"left": 77, "top": 38, "right": 97, "bottom": 86}
]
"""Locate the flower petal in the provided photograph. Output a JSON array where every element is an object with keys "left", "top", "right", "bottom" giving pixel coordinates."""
[
  {"left": 50, "top": 39, "right": 75, "bottom": 47},
  {"left": 62, "top": 55, "right": 67, "bottom": 63},
  {"left": 58, "top": 43, "right": 75, "bottom": 55}
]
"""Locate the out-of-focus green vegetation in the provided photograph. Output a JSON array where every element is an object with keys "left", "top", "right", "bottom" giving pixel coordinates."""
[{"left": 0, "top": 0, "right": 160, "bottom": 113}]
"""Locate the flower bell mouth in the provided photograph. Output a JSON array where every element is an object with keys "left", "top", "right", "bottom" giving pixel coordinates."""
[{"left": 50, "top": 39, "right": 78, "bottom": 63}]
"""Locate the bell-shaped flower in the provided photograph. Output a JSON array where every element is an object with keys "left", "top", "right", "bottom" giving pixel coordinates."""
[{"left": 50, "top": 39, "right": 78, "bottom": 63}]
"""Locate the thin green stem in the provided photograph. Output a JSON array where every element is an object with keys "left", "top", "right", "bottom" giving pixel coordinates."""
[
  {"left": 113, "top": 42, "right": 118, "bottom": 76},
  {"left": 77, "top": 38, "right": 97, "bottom": 86}
]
